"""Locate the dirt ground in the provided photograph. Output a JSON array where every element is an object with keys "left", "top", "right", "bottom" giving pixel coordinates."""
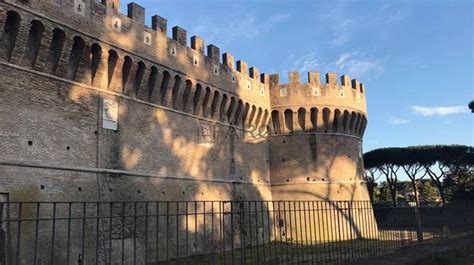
[{"left": 351, "top": 234, "right": 474, "bottom": 265}]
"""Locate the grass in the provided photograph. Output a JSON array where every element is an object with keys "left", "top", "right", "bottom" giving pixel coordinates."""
[{"left": 149, "top": 229, "right": 474, "bottom": 264}]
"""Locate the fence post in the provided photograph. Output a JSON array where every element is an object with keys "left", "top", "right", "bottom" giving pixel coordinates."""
[
  {"left": 414, "top": 206, "right": 423, "bottom": 242},
  {"left": 0, "top": 200, "right": 5, "bottom": 265}
]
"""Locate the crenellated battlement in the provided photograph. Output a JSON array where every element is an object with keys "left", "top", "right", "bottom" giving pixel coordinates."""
[
  {"left": 0, "top": 0, "right": 270, "bottom": 106},
  {"left": 0, "top": 0, "right": 276, "bottom": 134},
  {"left": 268, "top": 71, "right": 367, "bottom": 138},
  {"left": 0, "top": 0, "right": 375, "bottom": 245},
  {"left": 269, "top": 71, "right": 365, "bottom": 93}
]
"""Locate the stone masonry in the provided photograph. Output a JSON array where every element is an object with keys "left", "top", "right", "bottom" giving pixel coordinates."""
[{"left": 0, "top": 0, "right": 375, "bottom": 262}]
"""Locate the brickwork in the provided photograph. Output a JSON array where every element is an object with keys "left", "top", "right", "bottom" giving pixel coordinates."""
[{"left": 0, "top": 0, "right": 375, "bottom": 254}]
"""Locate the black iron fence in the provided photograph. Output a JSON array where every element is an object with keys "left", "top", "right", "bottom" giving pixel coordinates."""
[{"left": 0, "top": 200, "right": 473, "bottom": 264}]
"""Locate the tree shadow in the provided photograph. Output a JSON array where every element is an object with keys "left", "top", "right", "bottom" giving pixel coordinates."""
[{"left": 0, "top": 2, "right": 375, "bottom": 264}]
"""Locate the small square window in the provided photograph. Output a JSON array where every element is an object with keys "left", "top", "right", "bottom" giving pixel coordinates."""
[
  {"left": 260, "top": 86, "right": 265, "bottom": 96},
  {"left": 339, "top": 90, "right": 345, "bottom": 98},
  {"left": 312, "top": 86, "right": 320, "bottom": 96},
  {"left": 193, "top": 55, "right": 199, "bottom": 66},
  {"left": 74, "top": 0, "right": 86, "bottom": 16},
  {"left": 280, "top": 88, "right": 287, "bottom": 97},
  {"left": 112, "top": 17, "right": 122, "bottom": 31},
  {"left": 213, "top": 65, "right": 219, "bottom": 75},
  {"left": 231, "top": 75, "right": 236, "bottom": 83},
  {"left": 143, "top": 32, "right": 152, "bottom": 45},
  {"left": 169, "top": 46, "right": 177, "bottom": 57}
]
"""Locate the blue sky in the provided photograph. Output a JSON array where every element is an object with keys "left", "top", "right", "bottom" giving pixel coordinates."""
[{"left": 121, "top": 0, "right": 473, "bottom": 151}]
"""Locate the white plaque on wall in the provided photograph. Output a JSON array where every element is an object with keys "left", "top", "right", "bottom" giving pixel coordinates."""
[{"left": 103, "top": 99, "right": 118, "bottom": 130}]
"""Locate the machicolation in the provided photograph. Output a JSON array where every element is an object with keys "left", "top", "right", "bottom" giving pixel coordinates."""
[
  {"left": 0, "top": 0, "right": 375, "bottom": 254},
  {"left": 0, "top": 0, "right": 379, "bottom": 262}
]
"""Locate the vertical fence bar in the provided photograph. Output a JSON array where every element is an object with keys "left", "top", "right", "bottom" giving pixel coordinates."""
[
  {"left": 51, "top": 203, "right": 56, "bottom": 265},
  {"left": 306, "top": 201, "right": 314, "bottom": 264},
  {"left": 260, "top": 201, "right": 265, "bottom": 263},
  {"left": 186, "top": 201, "right": 189, "bottom": 265},
  {"left": 166, "top": 202, "right": 170, "bottom": 262},
  {"left": 266, "top": 201, "right": 273, "bottom": 263},
  {"left": 4, "top": 201, "right": 11, "bottom": 265},
  {"left": 156, "top": 202, "right": 160, "bottom": 263},
  {"left": 133, "top": 202, "right": 137, "bottom": 265},
  {"left": 15, "top": 203, "right": 22, "bottom": 265},
  {"left": 203, "top": 202, "right": 207, "bottom": 263},
  {"left": 176, "top": 202, "right": 180, "bottom": 263},
  {"left": 220, "top": 202, "right": 225, "bottom": 265},
  {"left": 308, "top": 201, "right": 322, "bottom": 263},
  {"left": 276, "top": 201, "right": 283, "bottom": 264},
  {"left": 297, "top": 202, "right": 304, "bottom": 262},
  {"left": 336, "top": 201, "right": 343, "bottom": 263},
  {"left": 66, "top": 203, "right": 71, "bottom": 265},
  {"left": 282, "top": 201, "right": 289, "bottom": 263},
  {"left": 195, "top": 201, "right": 198, "bottom": 262},
  {"left": 33, "top": 203, "right": 40, "bottom": 265},
  {"left": 109, "top": 202, "right": 113, "bottom": 265},
  {"left": 95, "top": 202, "right": 100, "bottom": 265},
  {"left": 239, "top": 201, "right": 245, "bottom": 265},
  {"left": 210, "top": 201, "right": 214, "bottom": 265},
  {"left": 287, "top": 201, "right": 293, "bottom": 262},
  {"left": 347, "top": 201, "right": 354, "bottom": 261},
  {"left": 271, "top": 201, "right": 279, "bottom": 264},
  {"left": 121, "top": 202, "right": 125, "bottom": 265},
  {"left": 254, "top": 201, "right": 259, "bottom": 263},
  {"left": 367, "top": 201, "right": 378, "bottom": 254},
  {"left": 145, "top": 202, "right": 149, "bottom": 264},
  {"left": 82, "top": 202, "right": 86, "bottom": 265},
  {"left": 247, "top": 201, "right": 252, "bottom": 265},
  {"left": 327, "top": 202, "right": 334, "bottom": 263},
  {"left": 362, "top": 201, "right": 369, "bottom": 257},
  {"left": 230, "top": 201, "right": 234, "bottom": 265},
  {"left": 294, "top": 201, "right": 300, "bottom": 263}
]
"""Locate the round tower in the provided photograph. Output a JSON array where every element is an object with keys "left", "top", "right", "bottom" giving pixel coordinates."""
[
  {"left": 268, "top": 71, "right": 376, "bottom": 241},
  {"left": 269, "top": 71, "right": 368, "bottom": 201}
]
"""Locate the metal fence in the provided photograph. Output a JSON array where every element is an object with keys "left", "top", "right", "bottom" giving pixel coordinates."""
[{"left": 0, "top": 200, "right": 473, "bottom": 265}]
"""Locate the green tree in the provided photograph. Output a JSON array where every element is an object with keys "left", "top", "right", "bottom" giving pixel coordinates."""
[
  {"left": 373, "top": 182, "right": 391, "bottom": 204},
  {"left": 418, "top": 179, "right": 440, "bottom": 202},
  {"left": 444, "top": 165, "right": 474, "bottom": 201}
]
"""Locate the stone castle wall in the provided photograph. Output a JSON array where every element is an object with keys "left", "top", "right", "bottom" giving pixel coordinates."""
[
  {"left": 0, "top": 0, "right": 274, "bottom": 202},
  {"left": 0, "top": 0, "right": 370, "bottom": 203},
  {"left": 0, "top": 1, "right": 377, "bottom": 261}
]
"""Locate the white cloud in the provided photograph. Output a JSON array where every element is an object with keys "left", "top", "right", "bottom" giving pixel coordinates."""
[
  {"left": 335, "top": 52, "right": 384, "bottom": 79},
  {"left": 321, "top": 10, "right": 353, "bottom": 47},
  {"left": 386, "top": 9, "right": 410, "bottom": 23},
  {"left": 332, "top": 18, "right": 352, "bottom": 46},
  {"left": 191, "top": 12, "right": 290, "bottom": 44},
  {"left": 285, "top": 51, "right": 384, "bottom": 81},
  {"left": 289, "top": 51, "right": 327, "bottom": 73},
  {"left": 388, "top": 117, "right": 410, "bottom": 125},
  {"left": 412, "top": 105, "right": 469, "bottom": 117}
]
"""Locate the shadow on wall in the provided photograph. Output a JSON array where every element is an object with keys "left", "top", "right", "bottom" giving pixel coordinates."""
[
  {"left": 0, "top": 5, "right": 375, "bottom": 264},
  {"left": 0, "top": 6, "right": 274, "bottom": 263}
]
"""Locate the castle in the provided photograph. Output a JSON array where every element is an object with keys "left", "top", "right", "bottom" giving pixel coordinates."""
[{"left": 0, "top": 0, "right": 373, "bottom": 261}]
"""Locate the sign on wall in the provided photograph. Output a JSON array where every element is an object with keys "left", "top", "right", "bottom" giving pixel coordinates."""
[
  {"left": 199, "top": 123, "right": 215, "bottom": 145},
  {"left": 103, "top": 99, "right": 118, "bottom": 130}
]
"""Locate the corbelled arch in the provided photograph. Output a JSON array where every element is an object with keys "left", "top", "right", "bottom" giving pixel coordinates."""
[
  {"left": 284, "top": 109, "right": 293, "bottom": 133},
  {"left": 297, "top": 107, "right": 306, "bottom": 131},
  {"left": 1, "top": 11, "right": 21, "bottom": 61},
  {"left": 49, "top": 28, "right": 66, "bottom": 75},
  {"left": 181, "top": 79, "right": 192, "bottom": 113},
  {"left": 66, "top": 36, "right": 85, "bottom": 80},
  {"left": 171, "top": 75, "right": 182, "bottom": 109},
  {"left": 90, "top": 43, "right": 102, "bottom": 85}
]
